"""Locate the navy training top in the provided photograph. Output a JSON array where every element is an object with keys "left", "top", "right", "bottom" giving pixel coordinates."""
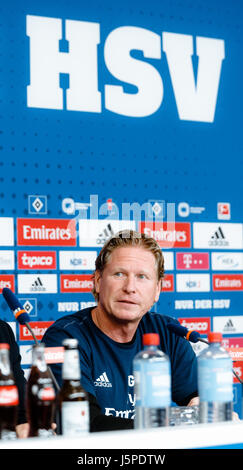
[{"left": 42, "top": 308, "right": 198, "bottom": 420}]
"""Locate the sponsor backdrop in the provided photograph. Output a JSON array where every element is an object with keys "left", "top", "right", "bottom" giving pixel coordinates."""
[{"left": 1, "top": 0, "right": 243, "bottom": 415}]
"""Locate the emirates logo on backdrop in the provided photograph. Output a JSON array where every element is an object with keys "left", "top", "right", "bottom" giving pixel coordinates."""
[
  {"left": 17, "top": 219, "right": 76, "bottom": 246},
  {"left": 139, "top": 222, "right": 191, "bottom": 248}
]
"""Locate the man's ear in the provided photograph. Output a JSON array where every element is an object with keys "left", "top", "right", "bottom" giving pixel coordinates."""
[
  {"left": 94, "top": 270, "right": 101, "bottom": 294},
  {"left": 154, "top": 279, "right": 162, "bottom": 303}
]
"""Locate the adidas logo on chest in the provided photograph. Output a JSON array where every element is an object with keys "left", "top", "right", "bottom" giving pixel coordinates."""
[{"left": 94, "top": 372, "right": 112, "bottom": 388}]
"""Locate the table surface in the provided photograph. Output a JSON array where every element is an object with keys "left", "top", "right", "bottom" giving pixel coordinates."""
[{"left": 0, "top": 420, "right": 243, "bottom": 449}]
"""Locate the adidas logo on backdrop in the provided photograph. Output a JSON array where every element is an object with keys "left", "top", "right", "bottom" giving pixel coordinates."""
[
  {"left": 209, "top": 226, "right": 229, "bottom": 247},
  {"left": 31, "top": 276, "right": 46, "bottom": 292},
  {"left": 96, "top": 224, "right": 114, "bottom": 245},
  {"left": 223, "top": 318, "right": 236, "bottom": 333}
]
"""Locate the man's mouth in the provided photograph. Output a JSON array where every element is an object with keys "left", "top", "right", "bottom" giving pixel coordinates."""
[{"left": 117, "top": 300, "right": 137, "bottom": 305}]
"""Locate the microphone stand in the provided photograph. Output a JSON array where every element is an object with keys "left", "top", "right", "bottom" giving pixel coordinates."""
[
  {"left": 25, "top": 322, "right": 39, "bottom": 344},
  {"left": 197, "top": 337, "right": 210, "bottom": 345},
  {"left": 25, "top": 321, "right": 60, "bottom": 392}
]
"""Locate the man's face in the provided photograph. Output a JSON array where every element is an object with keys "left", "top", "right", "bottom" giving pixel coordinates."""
[{"left": 94, "top": 246, "right": 161, "bottom": 324}]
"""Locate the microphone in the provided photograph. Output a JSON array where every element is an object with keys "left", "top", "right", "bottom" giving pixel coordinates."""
[
  {"left": 168, "top": 320, "right": 243, "bottom": 385},
  {"left": 167, "top": 321, "right": 209, "bottom": 344},
  {"left": 2, "top": 288, "right": 60, "bottom": 391},
  {"left": 2, "top": 287, "right": 38, "bottom": 342}
]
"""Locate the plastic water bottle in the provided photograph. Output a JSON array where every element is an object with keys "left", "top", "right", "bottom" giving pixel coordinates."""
[
  {"left": 133, "top": 333, "right": 171, "bottom": 429},
  {"left": 198, "top": 332, "right": 233, "bottom": 423}
]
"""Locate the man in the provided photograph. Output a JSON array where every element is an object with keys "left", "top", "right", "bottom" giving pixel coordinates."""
[{"left": 42, "top": 229, "right": 198, "bottom": 432}]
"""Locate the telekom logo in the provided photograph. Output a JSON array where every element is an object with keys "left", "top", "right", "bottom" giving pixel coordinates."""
[
  {"left": 26, "top": 15, "right": 225, "bottom": 122},
  {"left": 176, "top": 252, "right": 209, "bottom": 270}
]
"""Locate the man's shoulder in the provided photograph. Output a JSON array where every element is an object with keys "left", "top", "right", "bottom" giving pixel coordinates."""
[
  {"left": 0, "top": 319, "right": 9, "bottom": 330},
  {"left": 45, "top": 307, "right": 93, "bottom": 334},
  {"left": 140, "top": 312, "right": 182, "bottom": 345},
  {"left": 142, "top": 311, "right": 176, "bottom": 327},
  {"left": 0, "top": 319, "right": 14, "bottom": 340}
]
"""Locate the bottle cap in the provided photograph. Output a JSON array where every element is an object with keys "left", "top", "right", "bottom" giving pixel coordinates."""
[
  {"left": 33, "top": 343, "right": 45, "bottom": 349},
  {"left": 142, "top": 333, "right": 160, "bottom": 346},
  {"left": 208, "top": 332, "right": 222, "bottom": 343},
  {"left": 0, "top": 343, "right": 10, "bottom": 350},
  {"left": 62, "top": 338, "right": 78, "bottom": 349}
]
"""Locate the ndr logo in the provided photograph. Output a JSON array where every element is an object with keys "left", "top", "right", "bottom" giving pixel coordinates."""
[{"left": 27, "top": 15, "right": 225, "bottom": 122}]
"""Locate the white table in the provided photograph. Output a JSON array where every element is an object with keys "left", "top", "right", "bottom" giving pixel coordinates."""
[{"left": 0, "top": 420, "right": 243, "bottom": 449}]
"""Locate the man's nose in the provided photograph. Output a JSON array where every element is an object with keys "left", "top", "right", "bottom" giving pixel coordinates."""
[{"left": 123, "top": 275, "right": 136, "bottom": 293}]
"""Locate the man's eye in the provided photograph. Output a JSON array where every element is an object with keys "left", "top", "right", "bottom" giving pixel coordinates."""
[
  {"left": 114, "top": 272, "right": 123, "bottom": 277},
  {"left": 138, "top": 274, "right": 146, "bottom": 279}
]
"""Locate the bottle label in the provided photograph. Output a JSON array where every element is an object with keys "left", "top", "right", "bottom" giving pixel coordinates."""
[
  {"left": 62, "top": 401, "right": 89, "bottom": 435},
  {"left": 38, "top": 386, "right": 55, "bottom": 401},
  {"left": 0, "top": 385, "right": 19, "bottom": 406},
  {"left": 198, "top": 358, "right": 233, "bottom": 402},
  {"left": 134, "top": 361, "right": 171, "bottom": 407},
  {"left": 62, "top": 350, "right": 81, "bottom": 380},
  {"left": 30, "top": 382, "right": 55, "bottom": 402}
]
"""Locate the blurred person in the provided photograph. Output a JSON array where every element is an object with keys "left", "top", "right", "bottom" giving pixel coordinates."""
[
  {"left": 42, "top": 230, "right": 198, "bottom": 432},
  {"left": 0, "top": 320, "right": 28, "bottom": 438}
]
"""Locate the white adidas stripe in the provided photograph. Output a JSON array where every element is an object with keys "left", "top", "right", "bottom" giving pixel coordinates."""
[{"left": 96, "top": 372, "right": 110, "bottom": 383}]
